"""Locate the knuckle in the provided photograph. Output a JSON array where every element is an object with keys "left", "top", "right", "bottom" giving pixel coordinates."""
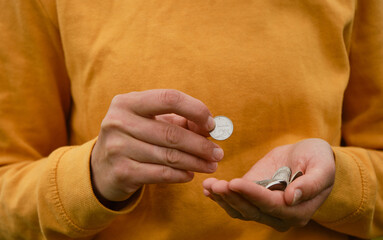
[
  {"left": 160, "top": 166, "right": 193, "bottom": 183},
  {"left": 200, "top": 160, "right": 214, "bottom": 173},
  {"left": 111, "top": 94, "right": 126, "bottom": 107},
  {"left": 196, "top": 104, "right": 210, "bottom": 119},
  {"left": 181, "top": 173, "right": 194, "bottom": 183},
  {"left": 159, "top": 89, "right": 183, "bottom": 107},
  {"left": 101, "top": 114, "right": 124, "bottom": 131},
  {"left": 164, "top": 148, "right": 180, "bottom": 165},
  {"left": 103, "top": 139, "right": 125, "bottom": 159},
  {"left": 163, "top": 125, "right": 180, "bottom": 145},
  {"left": 161, "top": 166, "right": 174, "bottom": 182},
  {"left": 112, "top": 160, "right": 141, "bottom": 186},
  {"left": 201, "top": 139, "right": 214, "bottom": 153},
  {"left": 107, "top": 159, "right": 142, "bottom": 194},
  {"left": 111, "top": 161, "right": 129, "bottom": 185},
  {"left": 111, "top": 92, "right": 139, "bottom": 109},
  {"left": 101, "top": 106, "right": 137, "bottom": 133}
]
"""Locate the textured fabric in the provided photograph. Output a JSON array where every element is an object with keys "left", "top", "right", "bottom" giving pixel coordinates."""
[{"left": 0, "top": 0, "right": 382, "bottom": 239}]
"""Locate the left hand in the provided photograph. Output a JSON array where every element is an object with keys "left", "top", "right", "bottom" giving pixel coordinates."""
[{"left": 203, "top": 138, "right": 336, "bottom": 232}]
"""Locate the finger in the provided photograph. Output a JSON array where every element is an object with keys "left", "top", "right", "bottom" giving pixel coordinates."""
[
  {"left": 229, "top": 178, "right": 315, "bottom": 226},
  {"left": 204, "top": 179, "right": 287, "bottom": 230},
  {"left": 120, "top": 134, "right": 218, "bottom": 173},
  {"left": 209, "top": 192, "right": 246, "bottom": 220},
  {"left": 210, "top": 179, "right": 290, "bottom": 232},
  {"left": 120, "top": 160, "right": 195, "bottom": 186},
  {"left": 228, "top": 178, "right": 286, "bottom": 214},
  {"left": 284, "top": 168, "right": 334, "bottom": 206},
  {"left": 203, "top": 179, "right": 245, "bottom": 220},
  {"left": 122, "top": 114, "right": 224, "bottom": 162},
  {"left": 217, "top": 189, "right": 290, "bottom": 232},
  {"left": 155, "top": 114, "right": 188, "bottom": 129},
  {"left": 218, "top": 191, "right": 261, "bottom": 221},
  {"left": 155, "top": 114, "right": 210, "bottom": 137},
  {"left": 203, "top": 188, "right": 211, "bottom": 197},
  {"left": 202, "top": 177, "right": 220, "bottom": 191},
  {"left": 186, "top": 120, "right": 211, "bottom": 137},
  {"left": 116, "top": 89, "right": 215, "bottom": 131}
]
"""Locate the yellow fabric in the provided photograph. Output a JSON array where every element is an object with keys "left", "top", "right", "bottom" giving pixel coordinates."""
[{"left": 0, "top": 0, "right": 382, "bottom": 239}]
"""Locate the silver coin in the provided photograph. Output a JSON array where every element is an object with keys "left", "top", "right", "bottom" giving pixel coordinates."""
[
  {"left": 253, "top": 167, "right": 305, "bottom": 192},
  {"left": 266, "top": 180, "right": 287, "bottom": 191},
  {"left": 255, "top": 179, "right": 274, "bottom": 187},
  {"left": 290, "top": 171, "right": 303, "bottom": 182},
  {"left": 272, "top": 166, "right": 291, "bottom": 182},
  {"left": 209, "top": 116, "right": 233, "bottom": 140},
  {"left": 254, "top": 179, "right": 287, "bottom": 191}
]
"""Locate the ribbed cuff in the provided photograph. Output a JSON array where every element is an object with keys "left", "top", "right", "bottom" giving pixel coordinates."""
[
  {"left": 312, "top": 147, "right": 367, "bottom": 225},
  {"left": 52, "top": 139, "right": 144, "bottom": 235}
]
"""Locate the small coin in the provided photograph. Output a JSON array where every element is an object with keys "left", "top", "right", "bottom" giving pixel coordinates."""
[
  {"left": 272, "top": 166, "right": 291, "bottom": 182},
  {"left": 266, "top": 180, "right": 287, "bottom": 191},
  {"left": 254, "top": 167, "right": 304, "bottom": 191},
  {"left": 255, "top": 179, "right": 287, "bottom": 191},
  {"left": 255, "top": 179, "right": 274, "bottom": 187},
  {"left": 290, "top": 171, "right": 303, "bottom": 182},
  {"left": 209, "top": 116, "right": 233, "bottom": 141}
]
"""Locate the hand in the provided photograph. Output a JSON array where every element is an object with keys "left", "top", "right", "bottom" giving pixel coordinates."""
[
  {"left": 91, "top": 89, "right": 224, "bottom": 202},
  {"left": 203, "top": 138, "right": 335, "bottom": 231}
]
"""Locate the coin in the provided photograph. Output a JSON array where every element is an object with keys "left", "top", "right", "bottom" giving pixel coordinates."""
[
  {"left": 255, "top": 179, "right": 274, "bottom": 187},
  {"left": 266, "top": 180, "right": 287, "bottom": 191},
  {"left": 255, "top": 179, "right": 288, "bottom": 191},
  {"left": 290, "top": 171, "right": 303, "bottom": 182},
  {"left": 209, "top": 116, "right": 233, "bottom": 140},
  {"left": 254, "top": 167, "right": 304, "bottom": 191},
  {"left": 272, "top": 166, "right": 291, "bottom": 182}
]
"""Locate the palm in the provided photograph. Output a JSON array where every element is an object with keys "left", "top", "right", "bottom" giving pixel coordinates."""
[
  {"left": 242, "top": 140, "right": 329, "bottom": 184},
  {"left": 203, "top": 138, "right": 336, "bottom": 231}
]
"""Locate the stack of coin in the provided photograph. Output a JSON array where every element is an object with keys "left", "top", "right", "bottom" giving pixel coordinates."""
[
  {"left": 209, "top": 117, "right": 302, "bottom": 191},
  {"left": 254, "top": 166, "right": 303, "bottom": 191}
]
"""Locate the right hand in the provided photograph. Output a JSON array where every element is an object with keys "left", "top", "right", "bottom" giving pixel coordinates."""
[{"left": 91, "top": 89, "right": 223, "bottom": 202}]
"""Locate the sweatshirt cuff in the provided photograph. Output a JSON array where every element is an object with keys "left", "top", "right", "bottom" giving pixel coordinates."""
[
  {"left": 312, "top": 146, "right": 368, "bottom": 225},
  {"left": 52, "top": 139, "right": 144, "bottom": 234}
]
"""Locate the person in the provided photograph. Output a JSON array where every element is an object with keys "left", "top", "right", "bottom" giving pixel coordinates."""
[{"left": 0, "top": 0, "right": 382, "bottom": 239}]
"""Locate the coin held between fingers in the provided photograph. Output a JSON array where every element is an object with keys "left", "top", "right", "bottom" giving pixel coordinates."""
[
  {"left": 207, "top": 116, "right": 216, "bottom": 131},
  {"left": 209, "top": 116, "right": 233, "bottom": 141}
]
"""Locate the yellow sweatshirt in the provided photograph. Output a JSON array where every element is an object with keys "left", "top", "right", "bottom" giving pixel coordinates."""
[{"left": 0, "top": 0, "right": 382, "bottom": 239}]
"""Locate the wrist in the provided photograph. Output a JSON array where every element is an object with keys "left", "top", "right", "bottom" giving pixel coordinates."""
[{"left": 90, "top": 151, "right": 139, "bottom": 211}]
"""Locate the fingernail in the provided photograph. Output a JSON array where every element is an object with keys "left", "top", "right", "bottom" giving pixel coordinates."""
[
  {"left": 213, "top": 148, "right": 224, "bottom": 161},
  {"left": 208, "top": 162, "right": 218, "bottom": 172},
  {"left": 207, "top": 116, "right": 215, "bottom": 131},
  {"left": 203, "top": 189, "right": 210, "bottom": 196},
  {"left": 292, "top": 189, "right": 302, "bottom": 206}
]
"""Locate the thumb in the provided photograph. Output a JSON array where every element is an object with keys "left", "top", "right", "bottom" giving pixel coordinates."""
[{"left": 284, "top": 169, "right": 333, "bottom": 206}]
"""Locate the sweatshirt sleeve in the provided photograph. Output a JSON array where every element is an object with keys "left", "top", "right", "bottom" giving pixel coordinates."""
[
  {"left": 312, "top": 0, "right": 383, "bottom": 238},
  {"left": 0, "top": 1, "right": 142, "bottom": 239}
]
